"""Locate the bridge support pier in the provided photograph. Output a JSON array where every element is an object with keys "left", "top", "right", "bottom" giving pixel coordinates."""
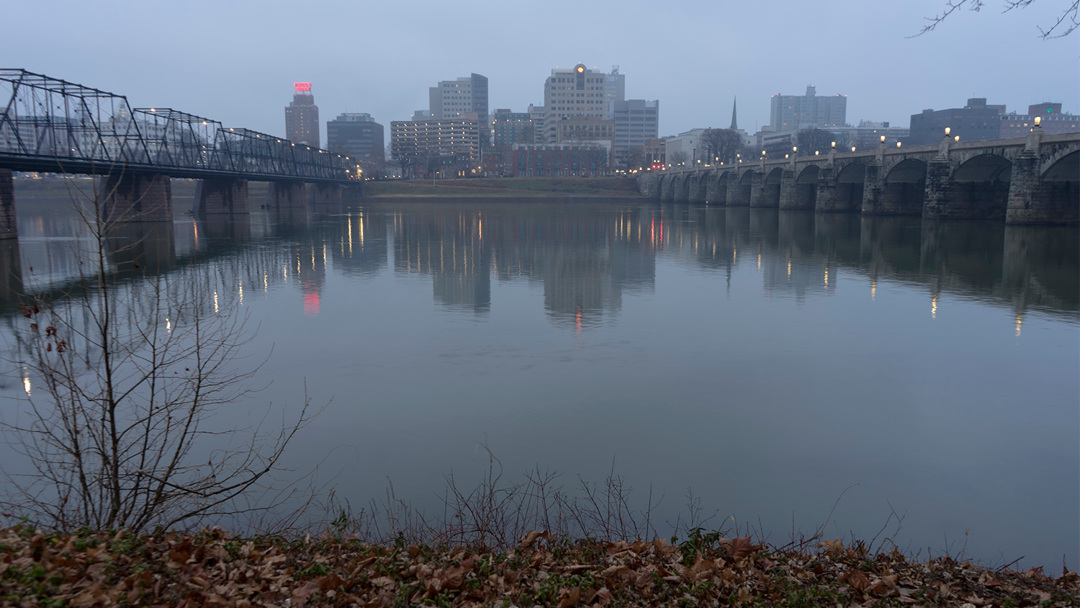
[
  {"left": 267, "top": 181, "right": 308, "bottom": 209},
  {"left": 101, "top": 173, "right": 173, "bottom": 222},
  {"left": 311, "top": 183, "right": 342, "bottom": 206},
  {"left": 921, "top": 160, "right": 953, "bottom": 220},
  {"left": 860, "top": 164, "right": 884, "bottom": 214},
  {"left": 0, "top": 169, "right": 15, "bottom": 239},
  {"left": 342, "top": 183, "right": 365, "bottom": 206},
  {"left": 195, "top": 178, "right": 249, "bottom": 215},
  {"left": 1005, "top": 153, "right": 1079, "bottom": 224},
  {"left": 814, "top": 167, "right": 840, "bottom": 212},
  {"left": 778, "top": 169, "right": 800, "bottom": 210}
]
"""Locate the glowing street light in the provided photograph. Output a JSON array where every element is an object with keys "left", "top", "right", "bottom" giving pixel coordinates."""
[{"left": 945, "top": 127, "right": 951, "bottom": 136}]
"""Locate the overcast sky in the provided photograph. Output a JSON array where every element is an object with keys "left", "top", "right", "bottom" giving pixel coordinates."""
[{"left": 5, "top": 0, "right": 1077, "bottom": 145}]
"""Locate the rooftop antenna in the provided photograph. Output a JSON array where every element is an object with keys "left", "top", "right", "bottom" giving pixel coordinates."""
[{"left": 611, "top": 65, "right": 619, "bottom": 75}]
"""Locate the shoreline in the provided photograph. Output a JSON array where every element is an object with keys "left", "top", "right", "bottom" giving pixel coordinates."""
[{"left": 1, "top": 525, "right": 1076, "bottom": 606}]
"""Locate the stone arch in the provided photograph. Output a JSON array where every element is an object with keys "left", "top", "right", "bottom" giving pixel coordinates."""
[
  {"left": 1037, "top": 150, "right": 1080, "bottom": 222},
  {"left": 951, "top": 153, "right": 1012, "bottom": 219},
  {"left": 661, "top": 175, "right": 676, "bottom": 201},
  {"left": 676, "top": 174, "right": 692, "bottom": 201},
  {"left": 833, "top": 162, "right": 866, "bottom": 212},
  {"left": 795, "top": 165, "right": 820, "bottom": 209},
  {"left": 732, "top": 170, "right": 754, "bottom": 206},
  {"left": 881, "top": 158, "right": 927, "bottom": 215},
  {"left": 758, "top": 167, "right": 783, "bottom": 208},
  {"left": 716, "top": 172, "right": 733, "bottom": 205},
  {"left": 688, "top": 173, "right": 707, "bottom": 203},
  {"left": 657, "top": 175, "right": 668, "bottom": 201}
]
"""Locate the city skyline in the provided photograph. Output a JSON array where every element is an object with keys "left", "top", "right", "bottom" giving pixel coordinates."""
[{"left": 2, "top": 0, "right": 1075, "bottom": 148}]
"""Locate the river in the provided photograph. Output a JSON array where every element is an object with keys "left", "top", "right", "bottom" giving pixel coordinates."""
[{"left": 1, "top": 185, "right": 1076, "bottom": 570}]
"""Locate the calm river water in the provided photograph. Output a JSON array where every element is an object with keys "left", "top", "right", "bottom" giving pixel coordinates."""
[{"left": 1, "top": 188, "right": 1077, "bottom": 569}]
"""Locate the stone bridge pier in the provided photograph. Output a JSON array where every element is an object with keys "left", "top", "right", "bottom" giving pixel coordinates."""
[
  {"left": 195, "top": 178, "right": 249, "bottom": 215},
  {"left": 101, "top": 173, "right": 173, "bottom": 223},
  {"left": 0, "top": 169, "right": 15, "bottom": 239},
  {"left": 267, "top": 181, "right": 308, "bottom": 210}
]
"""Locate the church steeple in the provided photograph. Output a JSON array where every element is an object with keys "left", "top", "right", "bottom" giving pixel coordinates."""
[{"left": 730, "top": 97, "right": 738, "bottom": 131}]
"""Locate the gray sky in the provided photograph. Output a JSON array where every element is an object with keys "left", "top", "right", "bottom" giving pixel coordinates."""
[{"left": 5, "top": 0, "right": 1077, "bottom": 144}]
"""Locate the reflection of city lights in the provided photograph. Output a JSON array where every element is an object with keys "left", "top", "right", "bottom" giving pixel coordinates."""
[
  {"left": 931, "top": 294, "right": 938, "bottom": 319},
  {"left": 264, "top": 272, "right": 269, "bottom": 291},
  {"left": 166, "top": 317, "right": 172, "bottom": 333},
  {"left": 239, "top": 279, "right": 244, "bottom": 305},
  {"left": 824, "top": 268, "right": 829, "bottom": 287},
  {"left": 757, "top": 253, "right": 761, "bottom": 270},
  {"left": 213, "top": 291, "right": 219, "bottom": 314},
  {"left": 359, "top": 214, "right": 364, "bottom": 247},
  {"left": 1015, "top": 314, "right": 1022, "bottom": 337},
  {"left": 787, "top": 259, "right": 792, "bottom": 279},
  {"left": 732, "top": 247, "right": 736, "bottom": 263},
  {"left": 23, "top": 368, "right": 31, "bottom": 396},
  {"left": 347, "top": 216, "right": 353, "bottom": 254},
  {"left": 871, "top": 280, "right": 876, "bottom": 301},
  {"left": 283, "top": 264, "right": 288, "bottom": 280}
]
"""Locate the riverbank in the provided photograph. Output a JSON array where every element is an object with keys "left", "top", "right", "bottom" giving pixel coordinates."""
[
  {"left": 1, "top": 525, "right": 1075, "bottom": 607},
  {"left": 362, "top": 177, "right": 640, "bottom": 198}
]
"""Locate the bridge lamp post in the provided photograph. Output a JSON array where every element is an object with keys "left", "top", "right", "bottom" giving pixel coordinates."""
[
  {"left": 1034, "top": 116, "right": 1042, "bottom": 127},
  {"left": 896, "top": 142, "right": 902, "bottom": 148},
  {"left": 954, "top": 135, "right": 960, "bottom": 142},
  {"left": 851, "top": 146, "right": 856, "bottom": 152},
  {"left": 880, "top": 135, "right": 886, "bottom": 144},
  {"left": 945, "top": 127, "right": 951, "bottom": 137}
]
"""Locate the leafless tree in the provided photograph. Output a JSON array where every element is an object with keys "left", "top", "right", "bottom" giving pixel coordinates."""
[
  {"left": 916, "top": 0, "right": 1078, "bottom": 38},
  {"left": 796, "top": 128, "right": 836, "bottom": 156},
  {"left": 700, "top": 129, "right": 744, "bottom": 164},
  {"left": 668, "top": 150, "right": 689, "bottom": 166},
  {"left": 0, "top": 176, "right": 316, "bottom": 534}
]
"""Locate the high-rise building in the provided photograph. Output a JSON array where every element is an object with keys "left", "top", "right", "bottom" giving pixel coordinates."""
[
  {"left": 390, "top": 117, "right": 482, "bottom": 177},
  {"left": 612, "top": 99, "right": 659, "bottom": 158},
  {"left": 542, "top": 64, "right": 609, "bottom": 143},
  {"left": 429, "top": 73, "right": 489, "bottom": 122},
  {"left": 604, "top": 66, "right": 626, "bottom": 117},
  {"left": 285, "top": 82, "right": 320, "bottom": 147},
  {"left": 769, "top": 85, "right": 847, "bottom": 131},
  {"left": 492, "top": 109, "right": 534, "bottom": 149},
  {"left": 326, "top": 113, "right": 384, "bottom": 161}
]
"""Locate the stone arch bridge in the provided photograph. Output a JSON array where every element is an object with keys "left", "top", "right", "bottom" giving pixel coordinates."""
[{"left": 638, "top": 130, "right": 1079, "bottom": 224}]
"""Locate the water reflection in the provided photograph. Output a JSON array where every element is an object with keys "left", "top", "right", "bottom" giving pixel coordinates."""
[{"left": 3, "top": 200, "right": 1078, "bottom": 325}]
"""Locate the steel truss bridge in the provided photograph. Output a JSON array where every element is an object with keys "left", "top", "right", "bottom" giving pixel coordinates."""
[{"left": 0, "top": 69, "right": 356, "bottom": 183}]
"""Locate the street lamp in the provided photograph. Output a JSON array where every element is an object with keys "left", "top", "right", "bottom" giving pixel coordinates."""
[
  {"left": 945, "top": 127, "right": 951, "bottom": 136},
  {"left": 896, "top": 142, "right": 901, "bottom": 148},
  {"left": 831, "top": 141, "right": 836, "bottom": 148},
  {"left": 954, "top": 135, "right": 960, "bottom": 142},
  {"left": 851, "top": 146, "right": 856, "bottom": 152},
  {"left": 880, "top": 135, "right": 886, "bottom": 144},
  {"left": 1034, "top": 116, "right": 1042, "bottom": 127}
]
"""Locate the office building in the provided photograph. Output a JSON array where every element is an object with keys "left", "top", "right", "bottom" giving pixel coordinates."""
[
  {"left": 612, "top": 99, "right": 659, "bottom": 158},
  {"left": 999, "top": 103, "right": 1079, "bottom": 138},
  {"left": 542, "top": 63, "right": 609, "bottom": 143},
  {"left": 390, "top": 117, "right": 482, "bottom": 176},
  {"left": 769, "top": 85, "right": 847, "bottom": 131},
  {"left": 326, "top": 113, "right": 384, "bottom": 161},
  {"left": 492, "top": 109, "right": 534, "bottom": 149},
  {"left": 604, "top": 67, "right": 626, "bottom": 116},
  {"left": 429, "top": 73, "right": 489, "bottom": 122},
  {"left": 907, "top": 98, "right": 1006, "bottom": 145},
  {"left": 285, "top": 82, "right": 320, "bottom": 147}
]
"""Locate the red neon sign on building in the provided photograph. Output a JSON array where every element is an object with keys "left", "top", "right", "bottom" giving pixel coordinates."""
[{"left": 294, "top": 82, "right": 311, "bottom": 92}]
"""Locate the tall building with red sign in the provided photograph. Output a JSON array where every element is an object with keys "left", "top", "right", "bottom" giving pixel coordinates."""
[{"left": 285, "top": 82, "right": 320, "bottom": 147}]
